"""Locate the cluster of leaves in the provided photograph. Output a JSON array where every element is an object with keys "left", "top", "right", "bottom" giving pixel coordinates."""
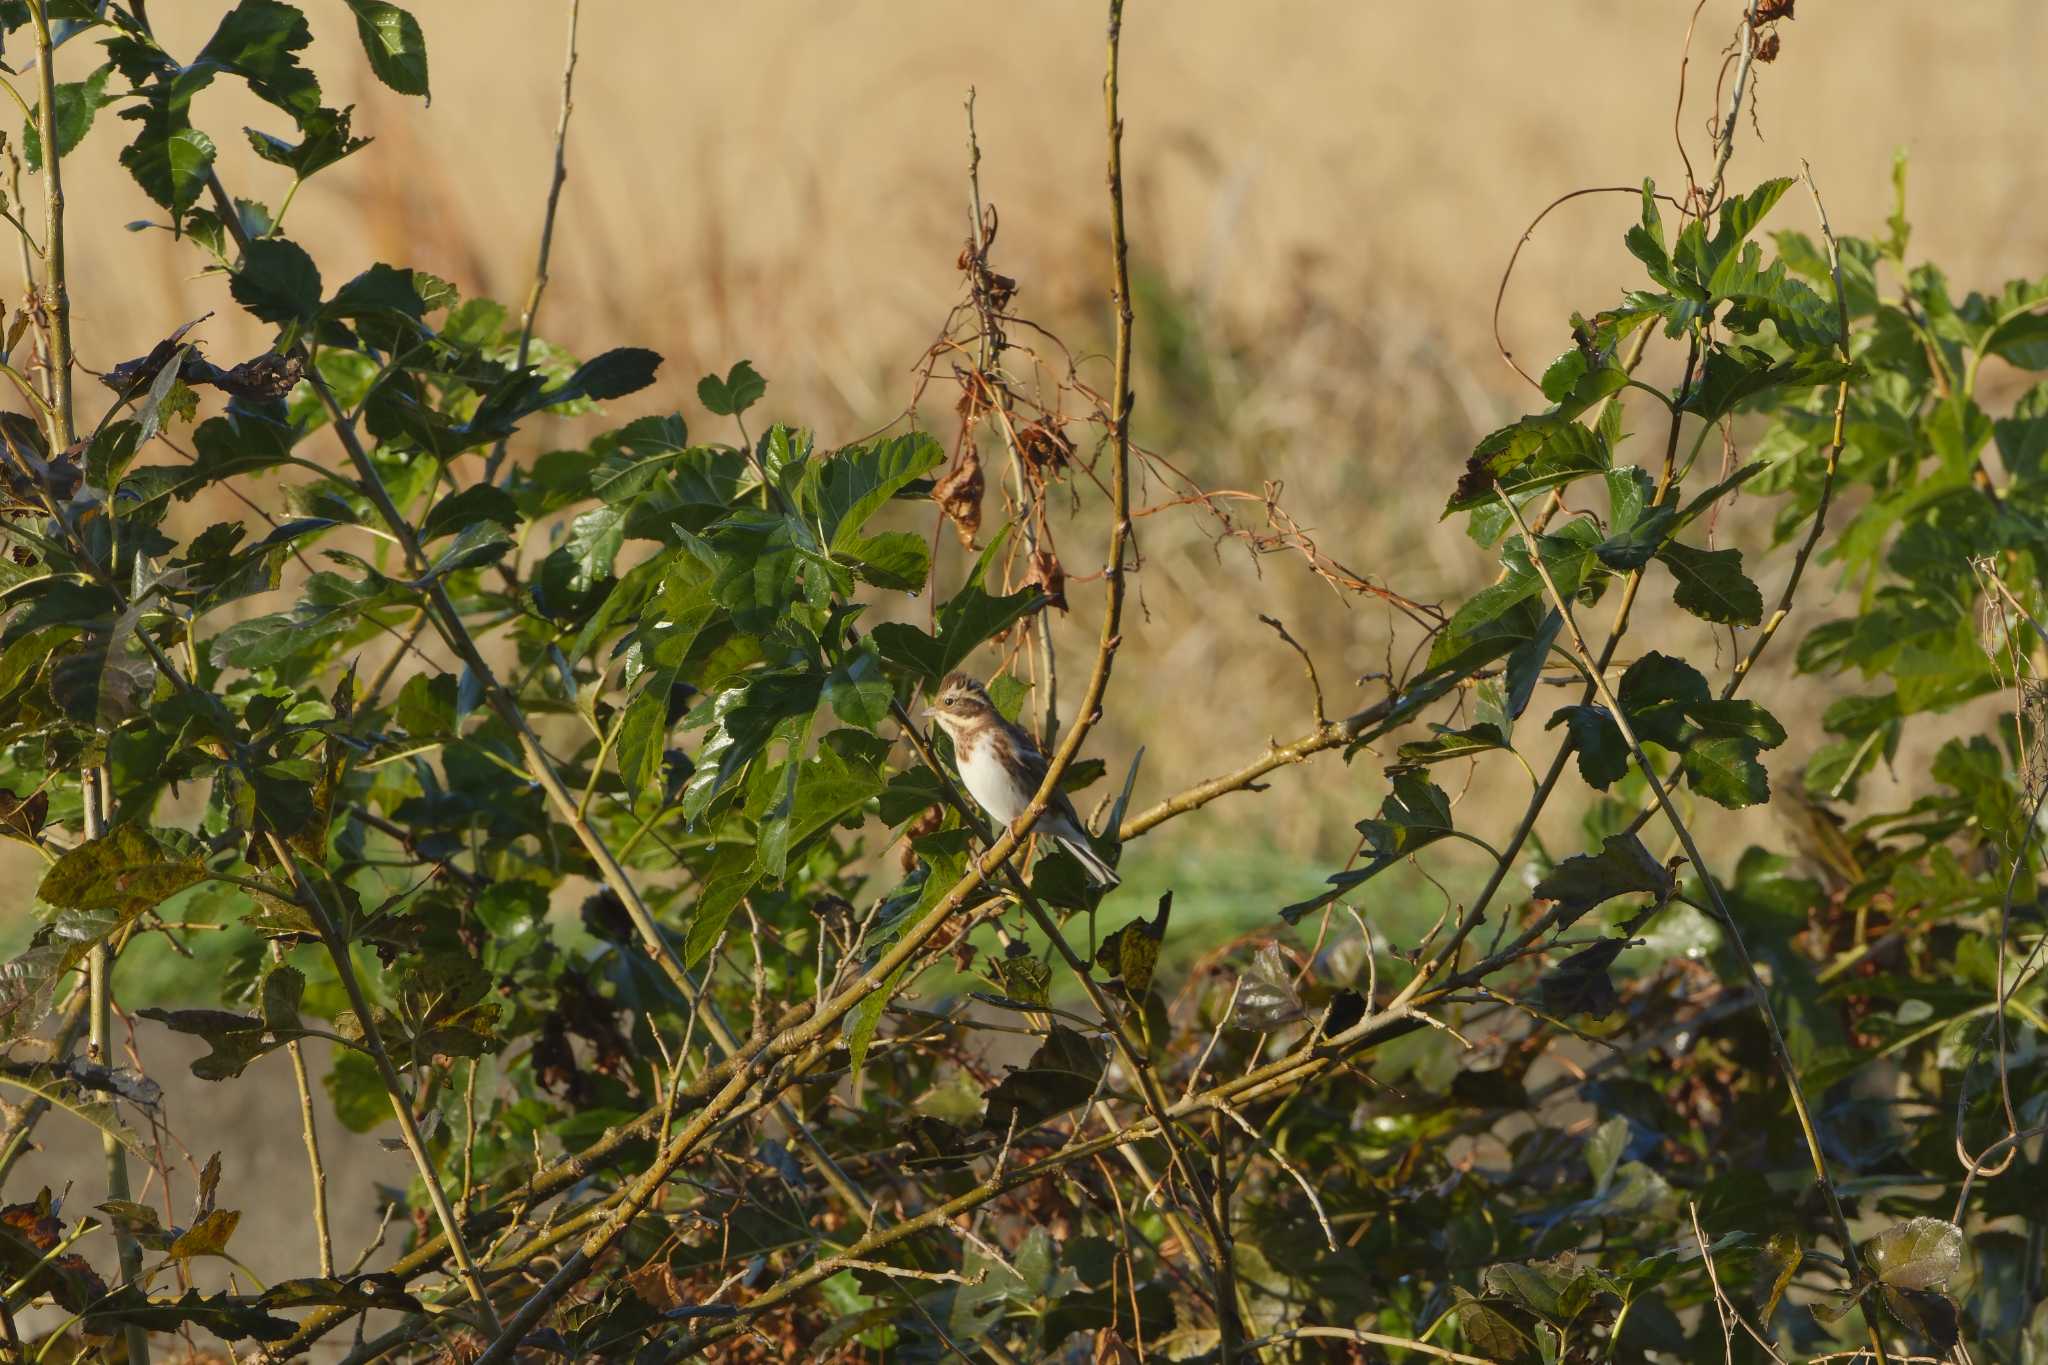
[{"left": 0, "top": 3, "right": 2036, "bottom": 1364}]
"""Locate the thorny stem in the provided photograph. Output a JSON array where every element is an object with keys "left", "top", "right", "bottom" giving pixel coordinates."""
[{"left": 1498, "top": 487, "right": 1888, "bottom": 1365}]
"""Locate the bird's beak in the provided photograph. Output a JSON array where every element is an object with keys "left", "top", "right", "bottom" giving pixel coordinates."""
[{"left": 921, "top": 706, "right": 940, "bottom": 721}]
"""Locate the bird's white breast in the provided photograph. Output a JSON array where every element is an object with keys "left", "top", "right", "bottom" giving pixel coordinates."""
[{"left": 956, "top": 732, "right": 1027, "bottom": 824}]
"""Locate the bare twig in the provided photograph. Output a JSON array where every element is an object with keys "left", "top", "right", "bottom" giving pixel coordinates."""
[
  {"left": 482, "top": 0, "right": 581, "bottom": 487},
  {"left": 276, "top": 941, "right": 335, "bottom": 1278}
]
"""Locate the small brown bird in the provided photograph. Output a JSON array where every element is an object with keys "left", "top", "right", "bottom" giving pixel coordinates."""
[{"left": 922, "top": 673, "right": 1120, "bottom": 887}]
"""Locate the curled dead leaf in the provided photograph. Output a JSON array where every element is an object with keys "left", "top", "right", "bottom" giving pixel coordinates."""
[
  {"left": 933, "top": 446, "right": 984, "bottom": 549},
  {"left": 1025, "top": 546, "right": 1067, "bottom": 611},
  {"left": 1015, "top": 419, "right": 1073, "bottom": 477}
]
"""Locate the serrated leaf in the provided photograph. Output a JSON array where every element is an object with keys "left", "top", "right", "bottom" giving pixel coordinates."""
[
  {"left": 24, "top": 62, "right": 115, "bottom": 171},
  {"left": 1281, "top": 771, "right": 1454, "bottom": 922},
  {"left": 39, "top": 824, "right": 207, "bottom": 919},
  {"left": 344, "top": 1, "right": 428, "bottom": 97},
  {"left": 1459, "top": 1298, "right": 1534, "bottom": 1362},
  {"left": 167, "top": 1208, "right": 241, "bottom": 1259},
  {"left": 698, "top": 360, "right": 766, "bottom": 417},
  {"left": 1547, "top": 704, "right": 1630, "bottom": 789},
  {"left": 1658, "top": 541, "right": 1763, "bottom": 626},
  {"left": 1682, "top": 735, "right": 1771, "bottom": 809},
  {"left": 231, "top": 238, "right": 323, "bottom": 327},
  {"left": 1869, "top": 1217, "right": 1964, "bottom": 1291},
  {"left": 1532, "top": 833, "right": 1670, "bottom": 923}
]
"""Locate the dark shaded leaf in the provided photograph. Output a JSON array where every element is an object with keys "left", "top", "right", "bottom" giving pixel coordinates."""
[
  {"left": 1533, "top": 833, "right": 1671, "bottom": 922},
  {"left": 981, "top": 1024, "right": 1103, "bottom": 1133}
]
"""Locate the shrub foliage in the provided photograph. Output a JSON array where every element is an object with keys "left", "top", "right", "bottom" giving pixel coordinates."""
[{"left": 0, "top": 2, "right": 2038, "bottom": 1363}]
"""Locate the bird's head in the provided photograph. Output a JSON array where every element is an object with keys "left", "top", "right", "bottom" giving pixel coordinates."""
[{"left": 923, "top": 672, "right": 996, "bottom": 736}]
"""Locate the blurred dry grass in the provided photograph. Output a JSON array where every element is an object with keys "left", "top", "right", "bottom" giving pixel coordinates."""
[{"left": 44, "top": 0, "right": 2048, "bottom": 863}]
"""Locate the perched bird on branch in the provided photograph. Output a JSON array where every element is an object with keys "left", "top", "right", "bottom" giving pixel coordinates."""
[{"left": 923, "top": 672, "right": 1119, "bottom": 886}]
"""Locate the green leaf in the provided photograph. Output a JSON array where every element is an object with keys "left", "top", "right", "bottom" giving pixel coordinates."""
[
  {"left": 809, "top": 432, "right": 945, "bottom": 551},
  {"left": 1395, "top": 722, "right": 1509, "bottom": 767},
  {"left": 698, "top": 359, "right": 767, "bottom": 417},
  {"left": 841, "top": 530, "right": 930, "bottom": 591},
  {"left": 118, "top": 105, "right": 218, "bottom": 216},
  {"left": 846, "top": 962, "right": 904, "bottom": 1082},
  {"left": 1533, "top": 833, "right": 1671, "bottom": 923},
  {"left": 325, "top": 262, "right": 427, "bottom": 322},
  {"left": 420, "top": 484, "right": 518, "bottom": 541},
  {"left": 257, "top": 1275, "right": 423, "bottom": 1313},
  {"left": 873, "top": 530, "right": 1040, "bottom": 683},
  {"left": 1657, "top": 541, "right": 1763, "bottom": 626},
  {"left": 1447, "top": 416, "right": 1610, "bottom": 515},
  {"left": 322, "top": 1048, "right": 388, "bottom": 1132},
  {"left": 1869, "top": 1218, "right": 1964, "bottom": 1291},
  {"left": 555, "top": 347, "right": 662, "bottom": 404},
  {"left": 260, "top": 965, "right": 303, "bottom": 1033},
  {"left": 136, "top": 1007, "right": 279, "bottom": 1081},
  {"left": 245, "top": 104, "right": 368, "bottom": 177},
  {"left": 344, "top": 1, "right": 428, "bottom": 97},
  {"left": 993, "top": 952, "right": 1051, "bottom": 1008},
  {"left": 615, "top": 683, "right": 670, "bottom": 799},
  {"left": 824, "top": 649, "right": 892, "bottom": 729},
  {"left": 24, "top": 62, "right": 114, "bottom": 170},
  {"left": 231, "top": 237, "right": 323, "bottom": 326},
  {"left": 1584, "top": 1114, "right": 1628, "bottom": 1192},
  {"left": 39, "top": 824, "right": 207, "bottom": 920},
  {"left": 682, "top": 842, "right": 762, "bottom": 966},
  {"left": 1547, "top": 704, "right": 1629, "bottom": 789},
  {"left": 1683, "top": 735, "right": 1772, "bottom": 809},
  {"left": 86, "top": 1287, "right": 293, "bottom": 1343},
  {"left": 1684, "top": 345, "right": 1853, "bottom": 424},
  {"left": 1595, "top": 466, "right": 1676, "bottom": 570}
]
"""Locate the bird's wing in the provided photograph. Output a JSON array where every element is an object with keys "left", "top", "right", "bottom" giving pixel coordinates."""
[{"left": 1007, "top": 724, "right": 1093, "bottom": 831}]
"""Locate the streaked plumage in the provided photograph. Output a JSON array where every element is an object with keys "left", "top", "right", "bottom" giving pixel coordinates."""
[{"left": 922, "top": 673, "right": 1120, "bottom": 887}]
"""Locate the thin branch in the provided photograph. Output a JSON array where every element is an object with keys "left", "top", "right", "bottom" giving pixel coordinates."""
[
  {"left": 276, "top": 941, "right": 334, "bottom": 1278},
  {"left": 480, "top": 0, "right": 580, "bottom": 488},
  {"left": 266, "top": 833, "right": 503, "bottom": 1335}
]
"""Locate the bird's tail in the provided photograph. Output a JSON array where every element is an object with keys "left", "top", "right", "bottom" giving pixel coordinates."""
[{"left": 1057, "top": 833, "right": 1121, "bottom": 887}]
